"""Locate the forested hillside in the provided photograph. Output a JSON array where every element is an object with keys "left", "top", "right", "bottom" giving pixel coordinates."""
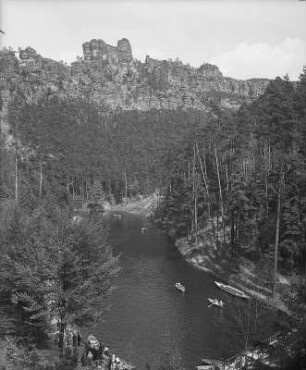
[
  {"left": 3, "top": 67, "right": 305, "bottom": 299},
  {"left": 160, "top": 71, "right": 306, "bottom": 309},
  {"left": 162, "top": 73, "right": 306, "bottom": 247},
  {"left": 0, "top": 40, "right": 305, "bottom": 368},
  {"left": 6, "top": 99, "right": 208, "bottom": 203},
  {"left": 2, "top": 65, "right": 306, "bottom": 288}
]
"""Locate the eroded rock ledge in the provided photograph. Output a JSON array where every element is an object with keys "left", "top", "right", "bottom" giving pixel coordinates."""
[{"left": 1, "top": 38, "right": 269, "bottom": 113}]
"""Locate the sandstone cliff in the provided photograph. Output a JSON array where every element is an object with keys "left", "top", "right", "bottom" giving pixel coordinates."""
[
  {"left": 0, "top": 38, "right": 270, "bottom": 117},
  {"left": 71, "top": 38, "right": 269, "bottom": 112}
]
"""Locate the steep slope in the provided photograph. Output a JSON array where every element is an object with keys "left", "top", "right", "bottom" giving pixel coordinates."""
[
  {"left": 70, "top": 38, "right": 269, "bottom": 111},
  {"left": 1, "top": 38, "right": 269, "bottom": 121}
]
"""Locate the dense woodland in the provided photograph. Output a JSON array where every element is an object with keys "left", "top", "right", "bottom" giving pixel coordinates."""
[
  {"left": 5, "top": 69, "right": 306, "bottom": 276},
  {"left": 0, "top": 66, "right": 306, "bottom": 368},
  {"left": 162, "top": 73, "right": 306, "bottom": 273}
]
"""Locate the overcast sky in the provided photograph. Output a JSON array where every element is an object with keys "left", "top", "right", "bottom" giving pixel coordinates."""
[{"left": 0, "top": 0, "right": 305, "bottom": 79}]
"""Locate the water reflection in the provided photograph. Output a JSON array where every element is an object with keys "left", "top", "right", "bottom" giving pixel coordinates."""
[{"left": 91, "top": 212, "right": 240, "bottom": 369}]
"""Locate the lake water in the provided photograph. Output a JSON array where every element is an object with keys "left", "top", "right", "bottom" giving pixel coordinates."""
[{"left": 93, "top": 212, "right": 242, "bottom": 370}]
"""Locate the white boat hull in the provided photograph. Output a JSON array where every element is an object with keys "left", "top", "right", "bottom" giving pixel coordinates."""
[
  {"left": 208, "top": 298, "right": 224, "bottom": 308},
  {"left": 175, "top": 283, "right": 185, "bottom": 293}
]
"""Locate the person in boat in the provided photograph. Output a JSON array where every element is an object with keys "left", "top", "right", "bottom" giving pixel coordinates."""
[
  {"left": 103, "top": 346, "right": 111, "bottom": 359},
  {"left": 97, "top": 342, "right": 103, "bottom": 360},
  {"left": 96, "top": 359, "right": 103, "bottom": 369},
  {"left": 81, "top": 350, "right": 94, "bottom": 368},
  {"left": 81, "top": 353, "right": 86, "bottom": 367},
  {"left": 86, "top": 334, "right": 103, "bottom": 362},
  {"left": 141, "top": 226, "right": 148, "bottom": 234},
  {"left": 115, "top": 357, "right": 123, "bottom": 370},
  {"left": 108, "top": 353, "right": 116, "bottom": 370}
]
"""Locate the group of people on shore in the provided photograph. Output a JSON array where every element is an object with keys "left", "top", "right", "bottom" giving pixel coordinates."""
[{"left": 81, "top": 335, "right": 126, "bottom": 370}]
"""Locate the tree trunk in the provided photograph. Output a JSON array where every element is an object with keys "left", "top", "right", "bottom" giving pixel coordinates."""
[
  {"left": 225, "top": 163, "right": 229, "bottom": 206},
  {"left": 195, "top": 141, "right": 211, "bottom": 221},
  {"left": 109, "top": 178, "right": 112, "bottom": 197},
  {"left": 216, "top": 212, "right": 219, "bottom": 247},
  {"left": 72, "top": 178, "right": 75, "bottom": 201},
  {"left": 214, "top": 146, "right": 224, "bottom": 219},
  {"left": 15, "top": 153, "right": 18, "bottom": 204},
  {"left": 230, "top": 210, "right": 236, "bottom": 259},
  {"left": 266, "top": 137, "right": 271, "bottom": 216},
  {"left": 14, "top": 119, "right": 19, "bottom": 204},
  {"left": 273, "top": 167, "right": 284, "bottom": 299},
  {"left": 192, "top": 143, "right": 198, "bottom": 243},
  {"left": 58, "top": 320, "right": 65, "bottom": 361},
  {"left": 124, "top": 165, "right": 128, "bottom": 199},
  {"left": 203, "top": 147, "right": 215, "bottom": 235},
  {"left": 245, "top": 299, "right": 251, "bottom": 350},
  {"left": 39, "top": 161, "right": 43, "bottom": 198},
  {"left": 235, "top": 214, "right": 240, "bottom": 251}
]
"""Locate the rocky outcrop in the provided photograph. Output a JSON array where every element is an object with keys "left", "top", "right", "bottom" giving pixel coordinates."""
[
  {"left": 82, "top": 38, "right": 133, "bottom": 64},
  {"left": 1, "top": 38, "right": 270, "bottom": 115},
  {"left": 0, "top": 49, "right": 19, "bottom": 75},
  {"left": 70, "top": 38, "right": 269, "bottom": 112},
  {"left": 0, "top": 48, "right": 71, "bottom": 140}
]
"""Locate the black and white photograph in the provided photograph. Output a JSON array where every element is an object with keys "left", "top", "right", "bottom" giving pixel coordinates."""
[{"left": 0, "top": 0, "right": 306, "bottom": 369}]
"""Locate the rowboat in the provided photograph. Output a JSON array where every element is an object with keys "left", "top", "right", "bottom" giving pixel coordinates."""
[
  {"left": 196, "top": 358, "right": 223, "bottom": 370},
  {"left": 141, "top": 226, "right": 148, "bottom": 234},
  {"left": 113, "top": 214, "right": 122, "bottom": 220},
  {"left": 208, "top": 298, "right": 224, "bottom": 308},
  {"left": 175, "top": 282, "right": 185, "bottom": 293},
  {"left": 214, "top": 281, "right": 249, "bottom": 299},
  {"left": 195, "top": 366, "right": 215, "bottom": 370}
]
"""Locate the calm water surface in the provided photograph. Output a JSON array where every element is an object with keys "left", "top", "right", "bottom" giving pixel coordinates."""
[{"left": 93, "top": 213, "right": 239, "bottom": 370}]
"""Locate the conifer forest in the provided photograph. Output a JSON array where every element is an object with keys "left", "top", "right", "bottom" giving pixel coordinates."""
[{"left": 0, "top": 43, "right": 306, "bottom": 369}]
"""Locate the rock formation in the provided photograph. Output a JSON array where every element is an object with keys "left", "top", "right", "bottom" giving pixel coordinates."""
[
  {"left": 71, "top": 38, "right": 269, "bottom": 112},
  {"left": 82, "top": 38, "right": 133, "bottom": 64},
  {"left": 1, "top": 38, "right": 270, "bottom": 115}
]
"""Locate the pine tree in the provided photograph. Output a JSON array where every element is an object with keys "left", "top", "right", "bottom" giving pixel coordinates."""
[
  {"left": 43, "top": 210, "right": 120, "bottom": 358},
  {"left": 0, "top": 204, "right": 120, "bottom": 360}
]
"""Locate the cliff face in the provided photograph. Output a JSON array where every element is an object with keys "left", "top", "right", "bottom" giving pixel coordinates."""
[
  {"left": 82, "top": 38, "right": 133, "bottom": 63},
  {"left": 70, "top": 38, "right": 269, "bottom": 111},
  {"left": 0, "top": 38, "right": 270, "bottom": 116}
]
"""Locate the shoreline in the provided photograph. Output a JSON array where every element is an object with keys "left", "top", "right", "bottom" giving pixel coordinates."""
[
  {"left": 112, "top": 196, "right": 304, "bottom": 369},
  {"left": 111, "top": 196, "right": 297, "bottom": 317}
]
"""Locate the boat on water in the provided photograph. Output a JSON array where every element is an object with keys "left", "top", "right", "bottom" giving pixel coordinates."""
[
  {"left": 214, "top": 281, "right": 249, "bottom": 299},
  {"left": 195, "top": 358, "right": 223, "bottom": 370},
  {"left": 175, "top": 282, "right": 185, "bottom": 293},
  {"left": 195, "top": 365, "right": 215, "bottom": 370},
  {"left": 141, "top": 226, "right": 148, "bottom": 234},
  {"left": 113, "top": 214, "right": 122, "bottom": 220},
  {"left": 207, "top": 298, "right": 224, "bottom": 308}
]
